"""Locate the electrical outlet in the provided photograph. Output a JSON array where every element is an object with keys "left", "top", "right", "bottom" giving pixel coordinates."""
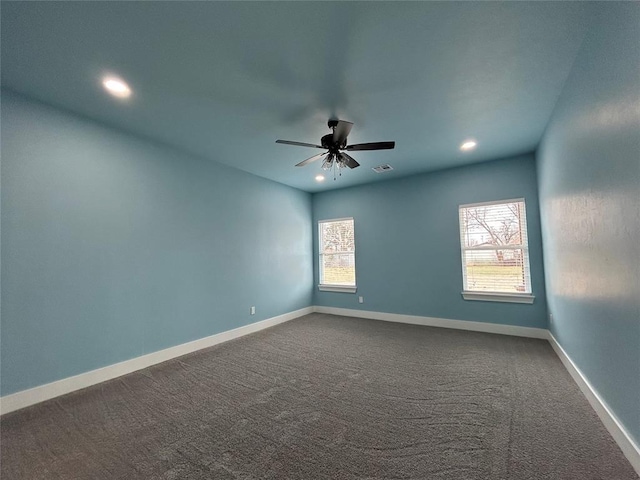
[
  {"left": 250, "top": 306, "right": 256, "bottom": 315},
  {"left": 358, "top": 296, "right": 364, "bottom": 304},
  {"left": 549, "top": 313, "right": 553, "bottom": 324}
]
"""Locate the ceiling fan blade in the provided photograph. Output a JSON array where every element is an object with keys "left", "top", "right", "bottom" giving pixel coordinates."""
[
  {"left": 339, "top": 152, "right": 360, "bottom": 169},
  {"left": 332, "top": 120, "right": 353, "bottom": 146},
  {"left": 276, "top": 140, "right": 324, "bottom": 149},
  {"left": 295, "top": 152, "right": 328, "bottom": 167},
  {"left": 345, "top": 141, "right": 395, "bottom": 151}
]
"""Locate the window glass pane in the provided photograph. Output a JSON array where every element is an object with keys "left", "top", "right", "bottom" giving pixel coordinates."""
[
  {"left": 320, "top": 219, "right": 355, "bottom": 254},
  {"left": 459, "top": 200, "right": 532, "bottom": 294},
  {"left": 463, "top": 249, "right": 530, "bottom": 293},
  {"left": 321, "top": 253, "right": 355, "bottom": 285},
  {"left": 460, "top": 201, "right": 527, "bottom": 248}
]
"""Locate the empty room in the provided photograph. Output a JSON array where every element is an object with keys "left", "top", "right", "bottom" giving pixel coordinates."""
[{"left": 1, "top": 1, "right": 638, "bottom": 479}]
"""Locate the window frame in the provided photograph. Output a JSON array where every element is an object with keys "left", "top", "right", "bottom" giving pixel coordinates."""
[
  {"left": 318, "top": 217, "right": 357, "bottom": 293},
  {"left": 458, "top": 198, "right": 534, "bottom": 304}
]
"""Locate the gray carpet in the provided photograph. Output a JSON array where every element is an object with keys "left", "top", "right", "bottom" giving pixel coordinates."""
[{"left": 1, "top": 313, "right": 637, "bottom": 479}]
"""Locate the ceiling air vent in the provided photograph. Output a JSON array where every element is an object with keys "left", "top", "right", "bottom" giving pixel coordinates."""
[{"left": 372, "top": 164, "right": 394, "bottom": 173}]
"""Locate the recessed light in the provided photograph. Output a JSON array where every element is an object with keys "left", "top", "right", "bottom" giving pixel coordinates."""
[
  {"left": 102, "top": 76, "right": 131, "bottom": 98},
  {"left": 460, "top": 140, "right": 477, "bottom": 151},
  {"left": 315, "top": 175, "right": 325, "bottom": 182}
]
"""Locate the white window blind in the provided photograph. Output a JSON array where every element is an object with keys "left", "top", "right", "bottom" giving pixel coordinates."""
[
  {"left": 319, "top": 218, "right": 356, "bottom": 287},
  {"left": 458, "top": 199, "right": 532, "bottom": 295}
]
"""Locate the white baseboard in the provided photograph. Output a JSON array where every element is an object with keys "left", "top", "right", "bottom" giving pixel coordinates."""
[
  {"left": 0, "top": 307, "right": 313, "bottom": 415},
  {"left": 546, "top": 332, "right": 640, "bottom": 476},
  {"left": 0, "top": 306, "right": 545, "bottom": 417},
  {"left": 3, "top": 304, "right": 637, "bottom": 476},
  {"left": 315, "top": 306, "right": 638, "bottom": 473},
  {"left": 313, "top": 306, "right": 548, "bottom": 339}
]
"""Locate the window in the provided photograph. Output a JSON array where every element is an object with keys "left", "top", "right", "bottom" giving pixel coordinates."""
[
  {"left": 318, "top": 218, "right": 356, "bottom": 293},
  {"left": 458, "top": 199, "right": 534, "bottom": 303}
]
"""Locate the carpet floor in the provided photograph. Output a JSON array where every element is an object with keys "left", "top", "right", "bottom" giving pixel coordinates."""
[{"left": 1, "top": 313, "right": 637, "bottom": 479}]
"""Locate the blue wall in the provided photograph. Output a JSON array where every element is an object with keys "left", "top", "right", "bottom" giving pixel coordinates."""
[
  {"left": 313, "top": 154, "right": 547, "bottom": 328},
  {"left": 1, "top": 91, "right": 313, "bottom": 396},
  {"left": 537, "top": 3, "right": 640, "bottom": 444}
]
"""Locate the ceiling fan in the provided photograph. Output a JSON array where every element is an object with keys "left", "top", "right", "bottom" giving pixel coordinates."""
[{"left": 276, "top": 120, "right": 395, "bottom": 177}]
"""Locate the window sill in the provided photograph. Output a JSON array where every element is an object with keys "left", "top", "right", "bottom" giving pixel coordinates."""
[
  {"left": 318, "top": 285, "right": 357, "bottom": 294},
  {"left": 461, "top": 291, "right": 535, "bottom": 304}
]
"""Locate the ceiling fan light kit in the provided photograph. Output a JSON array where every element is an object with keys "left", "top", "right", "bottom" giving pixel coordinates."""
[{"left": 276, "top": 119, "right": 395, "bottom": 180}]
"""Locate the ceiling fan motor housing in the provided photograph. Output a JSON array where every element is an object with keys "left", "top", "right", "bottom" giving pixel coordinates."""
[
  {"left": 321, "top": 133, "right": 337, "bottom": 150},
  {"left": 323, "top": 119, "right": 346, "bottom": 150}
]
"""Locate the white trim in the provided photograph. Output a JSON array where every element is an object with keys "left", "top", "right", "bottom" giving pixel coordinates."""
[
  {"left": 461, "top": 291, "right": 535, "bottom": 304},
  {"left": 461, "top": 244, "right": 528, "bottom": 251},
  {"left": 312, "top": 306, "right": 547, "bottom": 339},
  {"left": 3, "top": 304, "right": 637, "bottom": 477},
  {"left": 459, "top": 197, "right": 526, "bottom": 209},
  {"left": 313, "top": 306, "right": 638, "bottom": 473},
  {"left": 317, "top": 217, "right": 354, "bottom": 224},
  {"left": 547, "top": 332, "right": 640, "bottom": 476},
  {"left": 318, "top": 285, "right": 357, "bottom": 293},
  {"left": 0, "top": 307, "right": 313, "bottom": 416}
]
